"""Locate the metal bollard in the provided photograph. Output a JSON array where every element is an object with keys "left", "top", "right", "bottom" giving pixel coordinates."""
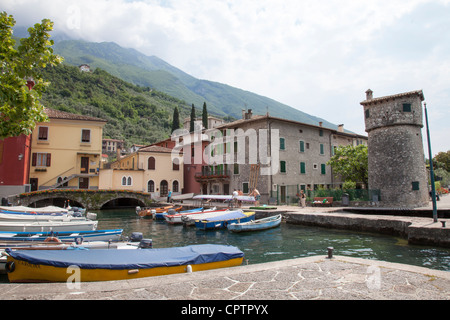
[
  {"left": 441, "top": 221, "right": 446, "bottom": 228},
  {"left": 327, "top": 247, "right": 334, "bottom": 259}
]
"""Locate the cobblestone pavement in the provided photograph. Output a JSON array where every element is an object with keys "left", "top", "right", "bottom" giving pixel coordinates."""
[{"left": 0, "top": 255, "right": 448, "bottom": 300}]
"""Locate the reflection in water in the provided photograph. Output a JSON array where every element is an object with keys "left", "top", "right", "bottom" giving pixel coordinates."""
[{"left": 95, "top": 209, "right": 450, "bottom": 272}]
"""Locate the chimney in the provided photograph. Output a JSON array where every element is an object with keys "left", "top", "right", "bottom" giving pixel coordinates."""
[
  {"left": 242, "top": 109, "right": 246, "bottom": 119},
  {"left": 338, "top": 124, "right": 344, "bottom": 132},
  {"left": 365, "top": 89, "right": 373, "bottom": 100},
  {"left": 246, "top": 109, "right": 253, "bottom": 120},
  {"left": 319, "top": 122, "right": 323, "bottom": 127}
]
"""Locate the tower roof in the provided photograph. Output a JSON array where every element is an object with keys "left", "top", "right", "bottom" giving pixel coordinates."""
[{"left": 360, "top": 90, "right": 424, "bottom": 106}]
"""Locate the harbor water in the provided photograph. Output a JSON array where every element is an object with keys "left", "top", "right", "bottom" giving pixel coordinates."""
[{"left": 96, "top": 209, "right": 450, "bottom": 272}]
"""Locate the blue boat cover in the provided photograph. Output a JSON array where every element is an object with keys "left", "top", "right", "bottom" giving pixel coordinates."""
[
  {"left": 202, "top": 211, "right": 246, "bottom": 222},
  {"left": 6, "top": 244, "right": 244, "bottom": 270}
]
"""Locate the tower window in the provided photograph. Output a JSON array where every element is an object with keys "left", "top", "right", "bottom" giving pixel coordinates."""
[
  {"left": 403, "top": 103, "right": 412, "bottom": 112},
  {"left": 412, "top": 181, "right": 420, "bottom": 190}
]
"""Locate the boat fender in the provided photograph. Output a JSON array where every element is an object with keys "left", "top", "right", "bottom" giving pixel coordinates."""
[
  {"left": 44, "top": 237, "right": 62, "bottom": 243},
  {"left": 74, "top": 236, "right": 83, "bottom": 245},
  {"left": 5, "top": 261, "right": 15, "bottom": 273},
  {"left": 130, "top": 232, "right": 143, "bottom": 242},
  {"left": 186, "top": 265, "right": 192, "bottom": 273}
]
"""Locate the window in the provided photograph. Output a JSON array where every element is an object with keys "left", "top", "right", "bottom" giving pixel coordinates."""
[
  {"left": 32, "top": 153, "right": 51, "bottom": 167},
  {"left": 365, "top": 109, "right": 370, "bottom": 119},
  {"left": 243, "top": 182, "right": 249, "bottom": 194},
  {"left": 81, "top": 129, "right": 91, "bottom": 143},
  {"left": 234, "top": 163, "right": 239, "bottom": 175},
  {"left": 320, "top": 144, "right": 324, "bottom": 155},
  {"left": 300, "top": 162, "right": 306, "bottom": 174},
  {"left": 412, "top": 181, "right": 420, "bottom": 190},
  {"left": 127, "top": 177, "right": 132, "bottom": 186},
  {"left": 148, "top": 157, "right": 155, "bottom": 170},
  {"left": 280, "top": 161, "right": 286, "bottom": 173},
  {"left": 403, "top": 103, "right": 412, "bottom": 112},
  {"left": 321, "top": 164, "right": 326, "bottom": 175},
  {"left": 172, "top": 158, "right": 180, "bottom": 171},
  {"left": 280, "top": 138, "right": 285, "bottom": 150},
  {"left": 299, "top": 141, "right": 305, "bottom": 152},
  {"left": 319, "top": 129, "right": 323, "bottom": 137},
  {"left": 38, "top": 127, "right": 48, "bottom": 141},
  {"left": 148, "top": 180, "right": 155, "bottom": 193},
  {"left": 122, "top": 176, "right": 127, "bottom": 186},
  {"left": 172, "top": 180, "right": 179, "bottom": 192}
]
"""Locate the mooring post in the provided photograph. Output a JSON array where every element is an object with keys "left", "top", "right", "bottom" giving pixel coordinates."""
[{"left": 327, "top": 247, "right": 334, "bottom": 259}]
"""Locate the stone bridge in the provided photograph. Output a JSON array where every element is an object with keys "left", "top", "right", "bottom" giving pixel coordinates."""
[{"left": 8, "top": 189, "right": 155, "bottom": 210}]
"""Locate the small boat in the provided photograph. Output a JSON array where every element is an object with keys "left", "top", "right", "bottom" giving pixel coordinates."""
[
  {"left": 0, "top": 219, "right": 98, "bottom": 232},
  {"left": 227, "top": 214, "right": 282, "bottom": 233},
  {"left": 181, "top": 210, "right": 231, "bottom": 226},
  {"left": 0, "top": 229, "right": 123, "bottom": 243},
  {"left": 195, "top": 210, "right": 255, "bottom": 230},
  {"left": 0, "top": 205, "right": 68, "bottom": 216},
  {"left": 4, "top": 244, "right": 244, "bottom": 282},
  {"left": 136, "top": 205, "right": 181, "bottom": 218},
  {"left": 164, "top": 207, "right": 226, "bottom": 225},
  {"left": 153, "top": 206, "right": 183, "bottom": 220}
]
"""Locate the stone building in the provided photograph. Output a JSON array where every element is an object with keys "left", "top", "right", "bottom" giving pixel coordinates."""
[{"left": 360, "top": 89, "right": 429, "bottom": 208}]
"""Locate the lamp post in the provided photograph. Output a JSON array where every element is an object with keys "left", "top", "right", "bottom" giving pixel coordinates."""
[{"left": 424, "top": 103, "right": 437, "bottom": 222}]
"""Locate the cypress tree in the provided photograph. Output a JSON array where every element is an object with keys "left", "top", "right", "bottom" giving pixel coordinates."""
[
  {"left": 202, "top": 102, "right": 208, "bottom": 129},
  {"left": 172, "top": 106, "right": 180, "bottom": 132},
  {"left": 190, "top": 104, "right": 195, "bottom": 132}
]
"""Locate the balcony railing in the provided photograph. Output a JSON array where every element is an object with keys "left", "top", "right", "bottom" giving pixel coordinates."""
[{"left": 195, "top": 170, "right": 231, "bottom": 181}]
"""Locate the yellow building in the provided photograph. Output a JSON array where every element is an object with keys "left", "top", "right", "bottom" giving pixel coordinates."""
[
  {"left": 99, "top": 145, "right": 184, "bottom": 199},
  {"left": 29, "top": 108, "right": 107, "bottom": 191}
]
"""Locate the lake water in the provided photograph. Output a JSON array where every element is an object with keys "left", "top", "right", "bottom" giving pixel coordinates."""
[{"left": 96, "top": 209, "right": 450, "bottom": 272}]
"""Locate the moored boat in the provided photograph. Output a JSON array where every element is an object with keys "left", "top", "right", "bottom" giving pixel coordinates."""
[
  {"left": 0, "top": 219, "right": 98, "bottom": 232},
  {"left": 164, "top": 207, "right": 226, "bottom": 224},
  {"left": 4, "top": 244, "right": 244, "bottom": 282},
  {"left": 0, "top": 229, "right": 122, "bottom": 243},
  {"left": 181, "top": 209, "right": 231, "bottom": 226},
  {"left": 195, "top": 210, "right": 255, "bottom": 230},
  {"left": 153, "top": 206, "right": 183, "bottom": 220},
  {"left": 227, "top": 214, "right": 282, "bottom": 233}
]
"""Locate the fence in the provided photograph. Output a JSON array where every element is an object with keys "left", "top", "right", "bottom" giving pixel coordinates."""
[{"left": 269, "top": 185, "right": 380, "bottom": 205}]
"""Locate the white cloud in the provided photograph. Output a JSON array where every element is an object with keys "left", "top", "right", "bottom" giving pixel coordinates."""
[{"left": 3, "top": 0, "right": 449, "bottom": 153}]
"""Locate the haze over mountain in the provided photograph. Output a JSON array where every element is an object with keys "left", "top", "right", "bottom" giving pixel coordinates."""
[{"left": 53, "top": 40, "right": 341, "bottom": 130}]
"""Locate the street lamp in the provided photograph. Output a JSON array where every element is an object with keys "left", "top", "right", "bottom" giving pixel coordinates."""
[{"left": 424, "top": 103, "right": 437, "bottom": 222}]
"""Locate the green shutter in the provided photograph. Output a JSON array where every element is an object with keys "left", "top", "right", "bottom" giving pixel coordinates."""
[
  {"left": 280, "top": 161, "right": 286, "bottom": 173},
  {"left": 300, "top": 162, "right": 306, "bottom": 174},
  {"left": 300, "top": 141, "right": 305, "bottom": 152},
  {"left": 280, "top": 138, "right": 285, "bottom": 150},
  {"left": 403, "top": 103, "right": 412, "bottom": 112},
  {"left": 321, "top": 164, "right": 326, "bottom": 175},
  {"left": 320, "top": 144, "right": 324, "bottom": 155}
]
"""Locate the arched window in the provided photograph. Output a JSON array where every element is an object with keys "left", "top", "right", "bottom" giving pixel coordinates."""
[
  {"left": 172, "top": 180, "right": 179, "bottom": 192},
  {"left": 147, "top": 180, "right": 155, "bottom": 193},
  {"left": 122, "top": 176, "right": 127, "bottom": 186},
  {"left": 148, "top": 157, "right": 155, "bottom": 170},
  {"left": 127, "top": 176, "right": 132, "bottom": 186}
]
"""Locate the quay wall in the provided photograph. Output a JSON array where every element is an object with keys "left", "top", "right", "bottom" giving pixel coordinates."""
[{"left": 280, "top": 211, "right": 450, "bottom": 248}]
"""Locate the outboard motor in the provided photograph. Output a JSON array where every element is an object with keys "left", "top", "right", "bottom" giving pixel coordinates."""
[
  {"left": 139, "top": 239, "right": 153, "bottom": 249},
  {"left": 130, "top": 232, "right": 143, "bottom": 242}
]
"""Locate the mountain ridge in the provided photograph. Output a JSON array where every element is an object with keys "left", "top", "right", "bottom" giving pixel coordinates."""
[{"left": 53, "top": 40, "right": 339, "bottom": 129}]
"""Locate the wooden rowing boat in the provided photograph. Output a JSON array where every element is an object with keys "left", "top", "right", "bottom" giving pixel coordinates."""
[
  {"left": 164, "top": 208, "right": 227, "bottom": 224},
  {"left": 5, "top": 244, "right": 244, "bottom": 282},
  {"left": 227, "top": 214, "right": 282, "bottom": 233}
]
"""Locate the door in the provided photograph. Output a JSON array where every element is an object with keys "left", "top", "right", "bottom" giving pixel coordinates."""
[
  {"left": 30, "top": 178, "right": 38, "bottom": 192},
  {"left": 160, "top": 180, "right": 168, "bottom": 197},
  {"left": 81, "top": 157, "right": 89, "bottom": 174},
  {"left": 79, "top": 177, "right": 89, "bottom": 189},
  {"left": 280, "top": 186, "right": 286, "bottom": 204}
]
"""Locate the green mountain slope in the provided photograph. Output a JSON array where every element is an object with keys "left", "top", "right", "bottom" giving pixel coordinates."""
[
  {"left": 41, "top": 64, "right": 193, "bottom": 147},
  {"left": 53, "top": 40, "right": 338, "bottom": 129}
]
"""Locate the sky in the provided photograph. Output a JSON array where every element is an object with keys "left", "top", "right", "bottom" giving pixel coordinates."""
[{"left": 3, "top": 0, "right": 449, "bottom": 155}]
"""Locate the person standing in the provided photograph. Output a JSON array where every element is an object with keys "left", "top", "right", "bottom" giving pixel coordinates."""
[
  {"left": 299, "top": 190, "right": 306, "bottom": 208},
  {"left": 167, "top": 189, "right": 172, "bottom": 203}
]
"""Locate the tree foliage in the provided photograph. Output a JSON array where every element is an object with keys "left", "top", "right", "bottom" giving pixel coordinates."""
[
  {"left": 202, "top": 102, "right": 208, "bottom": 129},
  {"left": 0, "top": 12, "right": 63, "bottom": 138},
  {"left": 327, "top": 144, "right": 368, "bottom": 187}
]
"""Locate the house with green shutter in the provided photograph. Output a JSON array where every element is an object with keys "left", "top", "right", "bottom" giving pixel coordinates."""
[{"left": 197, "top": 109, "right": 367, "bottom": 205}]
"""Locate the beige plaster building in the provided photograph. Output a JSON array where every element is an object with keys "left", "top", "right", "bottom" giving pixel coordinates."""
[
  {"left": 99, "top": 145, "right": 184, "bottom": 199},
  {"left": 29, "top": 108, "right": 107, "bottom": 191}
]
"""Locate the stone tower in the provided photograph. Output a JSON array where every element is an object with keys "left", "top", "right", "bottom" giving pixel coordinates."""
[{"left": 360, "top": 89, "right": 429, "bottom": 208}]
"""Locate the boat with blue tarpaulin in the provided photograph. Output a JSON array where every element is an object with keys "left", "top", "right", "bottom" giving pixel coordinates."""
[
  {"left": 4, "top": 244, "right": 244, "bottom": 282},
  {"left": 195, "top": 210, "right": 255, "bottom": 230}
]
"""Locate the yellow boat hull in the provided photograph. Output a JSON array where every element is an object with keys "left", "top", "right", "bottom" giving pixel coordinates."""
[{"left": 6, "top": 256, "right": 244, "bottom": 283}]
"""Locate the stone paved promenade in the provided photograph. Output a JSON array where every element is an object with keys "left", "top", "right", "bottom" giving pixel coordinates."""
[
  {"left": 0, "top": 195, "right": 448, "bottom": 301},
  {"left": 0, "top": 255, "right": 448, "bottom": 300}
]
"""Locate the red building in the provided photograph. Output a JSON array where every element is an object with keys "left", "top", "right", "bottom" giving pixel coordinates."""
[{"left": 0, "top": 135, "right": 32, "bottom": 198}]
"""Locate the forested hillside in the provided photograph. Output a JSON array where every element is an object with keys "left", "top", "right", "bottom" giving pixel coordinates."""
[{"left": 41, "top": 64, "right": 203, "bottom": 147}]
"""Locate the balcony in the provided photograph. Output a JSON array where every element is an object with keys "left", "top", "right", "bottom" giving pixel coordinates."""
[{"left": 194, "top": 169, "right": 231, "bottom": 182}]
